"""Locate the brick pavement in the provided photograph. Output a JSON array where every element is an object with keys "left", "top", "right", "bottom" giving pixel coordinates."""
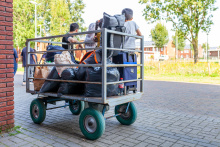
[{"left": 0, "top": 74, "right": 220, "bottom": 147}]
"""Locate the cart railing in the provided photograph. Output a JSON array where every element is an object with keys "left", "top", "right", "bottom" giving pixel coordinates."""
[{"left": 26, "top": 28, "right": 144, "bottom": 104}]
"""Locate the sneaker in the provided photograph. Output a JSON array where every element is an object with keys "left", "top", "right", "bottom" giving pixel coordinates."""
[{"left": 22, "top": 82, "right": 26, "bottom": 86}]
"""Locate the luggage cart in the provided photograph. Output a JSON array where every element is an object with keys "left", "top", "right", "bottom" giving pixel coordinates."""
[{"left": 26, "top": 28, "right": 144, "bottom": 140}]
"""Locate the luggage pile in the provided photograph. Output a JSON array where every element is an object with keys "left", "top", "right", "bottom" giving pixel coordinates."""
[
  {"left": 34, "top": 46, "right": 120, "bottom": 97},
  {"left": 34, "top": 12, "right": 137, "bottom": 97}
]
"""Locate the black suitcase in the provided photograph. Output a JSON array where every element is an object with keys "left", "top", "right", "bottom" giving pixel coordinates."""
[{"left": 113, "top": 52, "right": 137, "bottom": 94}]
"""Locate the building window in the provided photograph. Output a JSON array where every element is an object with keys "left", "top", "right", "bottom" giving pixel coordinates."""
[
  {"left": 181, "top": 55, "right": 183, "bottom": 58},
  {"left": 186, "top": 55, "right": 189, "bottom": 58},
  {"left": 181, "top": 51, "right": 183, "bottom": 53},
  {"left": 161, "top": 48, "right": 163, "bottom": 51},
  {"left": 184, "top": 50, "right": 189, "bottom": 53}
]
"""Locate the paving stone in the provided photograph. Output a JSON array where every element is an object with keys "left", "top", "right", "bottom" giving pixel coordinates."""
[
  {"left": 32, "top": 140, "right": 48, "bottom": 147},
  {"left": 0, "top": 143, "right": 6, "bottom": 147},
  {"left": 0, "top": 76, "right": 218, "bottom": 147},
  {"left": 108, "top": 143, "right": 123, "bottom": 147},
  {"left": 52, "top": 142, "right": 69, "bottom": 147},
  {"left": 171, "top": 143, "right": 184, "bottom": 147},
  {"left": 176, "top": 140, "right": 196, "bottom": 147},
  {"left": 65, "top": 142, "right": 81, "bottom": 147},
  {"left": 135, "top": 142, "right": 149, "bottom": 147}
]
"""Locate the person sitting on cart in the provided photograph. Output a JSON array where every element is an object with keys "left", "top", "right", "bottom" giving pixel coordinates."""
[
  {"left": 62, "top": 23, "right": 83, "bottom": 62},
  {"left": 122, "top": 8, "right": 142, "bottom": 49}
]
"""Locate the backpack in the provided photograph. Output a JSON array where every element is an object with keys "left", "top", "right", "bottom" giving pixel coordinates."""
[{"left": 102, "top": 12, "right": 126, "bottom": 56}]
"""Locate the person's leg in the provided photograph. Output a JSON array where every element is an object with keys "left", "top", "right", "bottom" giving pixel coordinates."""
[
  {"left": 14, "top": 63, "right": 17, "bottom": 75},
  {"left": 23, "top": 67, "right": 26, "bottom": 82},
  {"left": 30, "top": 66, "right": 34, "bottom": 82},
  {"left": 23, "top": 67, "right": 26, "bottom": 85}
]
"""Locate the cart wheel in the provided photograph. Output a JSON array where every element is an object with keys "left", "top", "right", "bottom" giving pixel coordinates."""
[
  {"left": 79, "top": 108, "right": 105, "bottom": 140},
  {"left": 69, "top": 100, "right": 84, "bottom": 115},
  {"left": 30, "top": 98, "right": 46, "bottom": 124},
  {"left": 115, "top": 102, "right": 137, "bottom": 125}
]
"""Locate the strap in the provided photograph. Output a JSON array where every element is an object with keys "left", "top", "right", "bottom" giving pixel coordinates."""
[
  {"left": 114, "top": 15, "right": 120, "bottom": 26},
  {"left": 79, "top": 51, "right": 93, "bottom": 64},
  {"left": 93, "top": 50, "right": 98, "bottom": 64}
]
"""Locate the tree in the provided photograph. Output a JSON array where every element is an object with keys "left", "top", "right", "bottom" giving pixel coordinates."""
[
  {"left": 202, "top": 43, "right": 210, "bottom": 51},
  {"left": 151, "top": 23, "right": 169, "bottom": 49},
  {"left": 13, "top": 0, "right": 35, "bottom": 48},
  {"left": 172, "top": 31, "right": 186, "bottom": 51},
  {"left": 13, "top": 0, "right": 86, "bottom": 49},
  {"left": 139, "top": 0, "right": 218, "bottom": 63}
]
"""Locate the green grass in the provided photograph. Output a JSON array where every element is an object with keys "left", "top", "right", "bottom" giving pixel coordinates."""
[
  {"left": 17, "top": 67, "right": 24, "bottom": 72},
  {"left": 8, "top": 126, "right": 22, "bottom": 136},
  {"left": 139, "top": 61, "right": 220, "bottom": 84}
]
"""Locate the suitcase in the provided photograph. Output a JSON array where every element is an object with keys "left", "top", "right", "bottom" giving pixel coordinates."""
[{"left": 113, "top": 52, "right": 137, "bottom": 94}]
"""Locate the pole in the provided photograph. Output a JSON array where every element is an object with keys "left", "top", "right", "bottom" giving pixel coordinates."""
[
  {"left": 176, "top": 33, "right": 178, "bottom": 60},
  {"left": 207, "top": 33, "right": 208, "bottom": 63},
  {"left": 35, "top": 4, "right": 37, "bottom": 50},
  {"left": 38, "top": 25, "right": 41, "bottom": 37}
]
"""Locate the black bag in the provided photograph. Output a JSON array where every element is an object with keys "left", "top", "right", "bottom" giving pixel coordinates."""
[
  {"left": 45, "top": 45, "right": 75, "bottom": 63},
  {"left": 40, "top": 67, "right": 61, "bottom": 93},
  {"left": 85, "top": 65, "right": 120, "bottom": 97},
  {"left": 57, "top": 68, "right": 84, "bottom": 96},
  {"left": 45, "top": 45, "right": 65, "bottom": 62}
]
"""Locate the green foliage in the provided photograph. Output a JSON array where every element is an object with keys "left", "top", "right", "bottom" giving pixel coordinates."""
[
  {"left": 202, "top": 43, "right": 210, "bottom": 51},
  {"left": 13, "top": 0, "right": 35, "bottom": 48},
  {"left": 151, "top": 23, "right": 169, "bottom": 48},
  {"left": 172, "top": 31, "right": 186, "bottom": 51},
  {"left": 13, "top": 0, "right": 85, "bottom": 49},
  {"left": 139, "top": 0, "right": 218, "bottom": 63}
]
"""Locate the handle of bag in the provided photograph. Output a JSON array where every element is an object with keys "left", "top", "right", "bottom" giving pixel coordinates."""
[{"left": 127, "top": 52, "right": 135, "bottom": 62}]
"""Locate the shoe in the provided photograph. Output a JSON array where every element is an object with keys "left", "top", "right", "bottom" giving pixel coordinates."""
[{"left": 22, "top": 82, "right": 26, "bottom": 86}]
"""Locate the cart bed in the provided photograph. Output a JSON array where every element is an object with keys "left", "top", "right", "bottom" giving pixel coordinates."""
[{"left": 38, "top": 92, "right": 143, "bottom": 106}]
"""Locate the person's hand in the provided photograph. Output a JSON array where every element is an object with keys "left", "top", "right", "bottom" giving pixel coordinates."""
[
  {"left": 79, "top": 44, "right": 83, "bottom": 48},
  {"left": 94, "top": 36, "right": 98, "bottom": 42}
]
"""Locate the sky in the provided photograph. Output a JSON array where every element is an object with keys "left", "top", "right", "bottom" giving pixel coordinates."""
[{"left": 82, "top": 0, "right": 220, "bottom": 47}]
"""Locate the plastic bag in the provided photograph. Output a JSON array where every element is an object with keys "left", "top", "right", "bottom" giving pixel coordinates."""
[
  {"left": 75, "top": 67, "right": 87, "bottom": 81},
  {"left": 85, "top": 65, "right": 120, "bottom": 97},
  {"left": 54, "top": 51, "right": 76, "bottom": 76},
  {"left": 40, "top": 67, "right": 61, "bottom": 93},
  {"left": 57, "top": 68, "right": 84, "bottom": 96},
  {"left": 33, "top": 66, "right": 50, "bottom": 91}
]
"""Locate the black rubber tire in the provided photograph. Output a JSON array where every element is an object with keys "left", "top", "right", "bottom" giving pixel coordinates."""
[
  {"left": 69, "top": 100, "right": 84, "bottom": 115},
  {"left": 30, "top": 98, "right": 46, "bottom": 124},
  {"left": 115, "top": 102, "right": 137, "bottom": 125},
  {"left": 79, "top": 108, "right": 105, "bottom": 140}
]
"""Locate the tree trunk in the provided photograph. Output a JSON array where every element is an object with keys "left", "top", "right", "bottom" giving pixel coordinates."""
[{"left": 193, "top": 38, "right": 198, "bottom": 63}]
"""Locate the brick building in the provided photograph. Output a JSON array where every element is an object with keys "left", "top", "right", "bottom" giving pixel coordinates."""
[
  {"left": 136, "top": 40, "right": 203, "bottom": 60},
  {"left": 209, "top": 47, "right": 220, "bottom": 59},
  {"left": 0, "top": 0, "right": 14, "bottom": 131}
]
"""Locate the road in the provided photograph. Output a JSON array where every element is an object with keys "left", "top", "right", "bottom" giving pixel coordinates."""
[{"left": 0, "top": 73, "right": 220, "bottom": 147}]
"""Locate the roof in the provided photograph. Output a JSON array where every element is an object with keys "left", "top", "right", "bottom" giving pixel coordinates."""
[
  {"left": 184, "top": 44, "right": 191, "bottom": 49},
  {"left": 210, "top": 47, "right": 218, "bottom": 50},
  {"left": 184, "top": 44, "right": 202, "bottom": 49}
]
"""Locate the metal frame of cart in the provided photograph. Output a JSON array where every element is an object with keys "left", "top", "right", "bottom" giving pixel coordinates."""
[{"left": 26, "top": 28, "right": 144, "bottom": 140}]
